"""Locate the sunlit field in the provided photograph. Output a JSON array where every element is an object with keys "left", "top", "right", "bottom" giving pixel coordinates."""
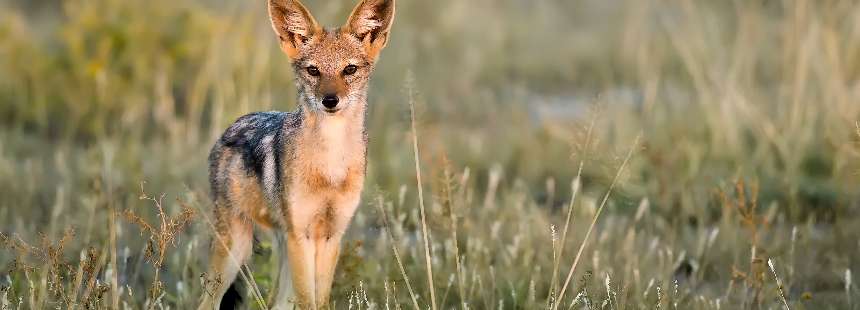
[{"left": 1, "top": 0, "right": 859, "bottom": 309}]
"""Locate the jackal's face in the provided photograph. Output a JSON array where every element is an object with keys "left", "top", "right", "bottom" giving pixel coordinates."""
[{"left": 268, "top": 0, "right": 394, "bottom": 114}]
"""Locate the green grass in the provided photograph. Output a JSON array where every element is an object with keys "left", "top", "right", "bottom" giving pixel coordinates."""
[{"left": 1, "top": 0, "right": 859, "bottom": 308}]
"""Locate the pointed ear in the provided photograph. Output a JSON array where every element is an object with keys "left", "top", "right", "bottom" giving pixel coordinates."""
[
  {"left": 344, "top": 0, "right": 395, "bottom": 59},
  {"left": 268, "top": 0, "right": 321, "bottom": 60}
]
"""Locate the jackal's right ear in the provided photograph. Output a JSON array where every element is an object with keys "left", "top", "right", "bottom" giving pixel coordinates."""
[{"left": 268, "top": 0, "right": 320, "bottom": 60}]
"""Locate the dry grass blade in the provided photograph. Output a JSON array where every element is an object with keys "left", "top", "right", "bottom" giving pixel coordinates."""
[
  {"left": 847, "top": 269, "right": 854, "bottom": 309},
  {"left": 768, "top": 259, "right": 791, "bottom": 310},
  {"left": 549, "top": 114, "right": 595, "bottom": 305},
  {"left": 108, "top": 206, "right": 119, "bottom": 310},
  {"left": 408, "top": 80, "right": 438, "bottom": 310},
  {"left": 554, "top": 133, "right": 641, "bottom": 309},
  {"left": 441, "top": 157, "right": 467, "bottom": 307},
  {"left": 375, "top": 196, "right": 421, "bottom": 310}
]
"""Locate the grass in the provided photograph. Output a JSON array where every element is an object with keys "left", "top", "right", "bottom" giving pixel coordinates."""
[{"left": 1, "top": 0, "right": 859, "bottom": 308}]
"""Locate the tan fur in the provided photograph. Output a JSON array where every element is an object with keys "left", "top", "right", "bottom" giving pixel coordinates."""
[
  {"left": 200, "top": 212, "right": 253, "bottom": 309},
  {"left": 230, "top": 168, "right": 276, "bottom": 230},
  {"left": 200, "top": 0, "right": 394, "bottom": 309}
]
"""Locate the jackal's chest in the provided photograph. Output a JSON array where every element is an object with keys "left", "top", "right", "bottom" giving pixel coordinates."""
[
  {"left": 284, "top": 118, "right": 366, "bottom": 235},
  {"left": 286, "top": 151, "right": 365, "bottom": 238},
  {"left": 294, "top": 119, "right": 366, "bottom": 191}
]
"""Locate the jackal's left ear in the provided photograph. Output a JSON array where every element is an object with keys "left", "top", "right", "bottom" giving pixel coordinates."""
[{"left": 344, "top": 0, "right": 395, "bottom": 59}]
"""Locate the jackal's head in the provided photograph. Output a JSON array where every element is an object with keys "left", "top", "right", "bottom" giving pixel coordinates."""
[{"left": 268, "top": 0, "right": 394, "bottom": 114}]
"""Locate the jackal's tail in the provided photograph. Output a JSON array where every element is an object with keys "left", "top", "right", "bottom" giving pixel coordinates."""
[{"left": 219, "top": 279, "right": 244, "bottom": 309}]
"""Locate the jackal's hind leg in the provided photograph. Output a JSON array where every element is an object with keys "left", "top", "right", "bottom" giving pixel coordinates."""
[{"left": 198, "top": 215, "right": 253, "bottom": 310}]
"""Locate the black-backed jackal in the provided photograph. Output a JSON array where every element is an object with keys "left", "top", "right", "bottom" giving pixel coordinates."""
[{"left": 199, "top": 0, "right": 394, "bottom": 309}]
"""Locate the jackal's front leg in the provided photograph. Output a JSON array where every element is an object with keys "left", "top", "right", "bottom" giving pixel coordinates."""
[
  {"left": 313, "top": 232, "right": 344, "bottom": 308},
  {"left": 285, "top": 232, "right": 317, "bottom": 309},
  {"left": 314, "top": 193, "right": 361, "bottom": 308}
]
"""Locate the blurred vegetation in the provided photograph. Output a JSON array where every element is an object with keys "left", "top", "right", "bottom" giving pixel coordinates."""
[{"left": 0, "top": 0, "right": 859, "bottom": 308}]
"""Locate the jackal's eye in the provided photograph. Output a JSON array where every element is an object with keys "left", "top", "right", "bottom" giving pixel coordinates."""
[
  {"left": 343, "top": 65, "right": 358, "bottom": 75},
  {"left": 306, "top": 66, "right": 320, "bottom": 76}
]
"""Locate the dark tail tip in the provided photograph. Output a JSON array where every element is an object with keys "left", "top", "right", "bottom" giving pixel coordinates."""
[{"left": 219, "top": 280, "right": 244, "bottom": 310}]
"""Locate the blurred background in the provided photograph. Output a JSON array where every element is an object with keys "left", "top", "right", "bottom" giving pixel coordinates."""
[{"left": 1, "top": 0, "right": 859, "bottom": 308}]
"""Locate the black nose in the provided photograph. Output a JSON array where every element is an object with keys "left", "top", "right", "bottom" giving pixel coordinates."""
[{"left": 322, "top": 95, "right": 339, "bottom": 109}]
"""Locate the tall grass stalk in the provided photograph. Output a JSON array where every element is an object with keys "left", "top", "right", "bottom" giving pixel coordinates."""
[
  {"left": 846, "top": 269, "right": 853, "bottom": 310},
  {"left": 407, "top": 80, "right": 438, "bottom": 310},
  {"left": 549, "top": 114, "right": 595, "bottom": 305},
  {"left": 767, "top": 259, "right": 790, "bottom": 310},
  {"left": 374, "top": 196, "right": 420, "bottom": 310},
  {"left": 554, "top": 133, "right": 641, "bottom": 309},
  {"left": 442, "top": 159, "right": 467, "bottom": 308},
  {"left": 108, "top": 206, "right": 119, "bottom": 310}
]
